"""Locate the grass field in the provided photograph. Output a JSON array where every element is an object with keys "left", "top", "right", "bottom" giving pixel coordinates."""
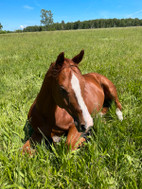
[{"left": 0, "top": 27, "right": 142, "bottom": 189}]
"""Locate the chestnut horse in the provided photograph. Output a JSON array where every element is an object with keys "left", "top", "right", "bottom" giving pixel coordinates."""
[{"left": 22, "top": 50, "right": 123, "bottom": 153}]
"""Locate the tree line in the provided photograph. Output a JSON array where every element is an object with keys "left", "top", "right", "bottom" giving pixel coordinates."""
[
  {"left": 22, "top": 18, "right": 142, "bottom": 32},
  {"left": 1, "top": 9, "right": 142, "bottom": 34}
]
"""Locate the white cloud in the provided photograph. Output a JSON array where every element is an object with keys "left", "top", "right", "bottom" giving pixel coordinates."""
[
  {"left": 24, "top": 5, "right": 34, "bottom": 10},
  {"left": 20, "top": 25, "right": 26, "bottom": 30},
  {"left": 127, "top": 10, "right": 142, "bottom": 18}
]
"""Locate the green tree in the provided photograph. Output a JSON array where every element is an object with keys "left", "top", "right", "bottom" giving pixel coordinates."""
[
  {"left": 61, "top": 20, "right": 65, "bottom": 30},
  {"left": 40, "top": 9, "right": 53, "bottom": 26},
  {"left": 0, "top": 23, "right": 3, "bottom": 30}
]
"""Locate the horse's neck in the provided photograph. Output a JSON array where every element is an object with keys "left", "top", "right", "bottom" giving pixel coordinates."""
[{"left": 36, "top": 75, "right": 56, "bottom": 118}]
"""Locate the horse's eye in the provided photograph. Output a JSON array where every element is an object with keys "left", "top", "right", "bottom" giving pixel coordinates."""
[{"left": 60, "top": 87, "right": 68, "bottom": 95}]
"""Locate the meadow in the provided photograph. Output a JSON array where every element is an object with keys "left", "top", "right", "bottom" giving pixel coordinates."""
[{"left": 0, "top": 27, "right": 142, "bottom": 188}]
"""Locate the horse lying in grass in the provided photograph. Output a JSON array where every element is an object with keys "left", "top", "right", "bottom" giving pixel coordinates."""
[{"left": 22, "top": 50, "right": 123, "bottom": 153}]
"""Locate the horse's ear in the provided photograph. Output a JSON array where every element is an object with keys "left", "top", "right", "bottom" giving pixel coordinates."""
[
  {"left": 56, "top": 52, "right": 64, "bottom": 67},
  {"left": 72, "top": 50, "right": 84, "bottom": 64}
]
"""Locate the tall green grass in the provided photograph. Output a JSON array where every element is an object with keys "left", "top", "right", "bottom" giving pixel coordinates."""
[{"left": 0, "top": 28, "right": 142, "bottom": 188}]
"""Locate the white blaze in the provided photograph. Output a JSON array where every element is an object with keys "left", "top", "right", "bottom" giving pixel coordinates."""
[{"left": 71, "top": 73, "right": 93, "bottom": 129}]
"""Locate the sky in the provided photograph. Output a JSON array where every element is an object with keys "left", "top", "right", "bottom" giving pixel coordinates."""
[{"left": 0, "top": 0, "right": 142, "bottom": 31}]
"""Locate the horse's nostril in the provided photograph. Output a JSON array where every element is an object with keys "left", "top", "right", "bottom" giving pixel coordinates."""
[{"left": 81, "top": 124, "right": 86, "bottom": 132}]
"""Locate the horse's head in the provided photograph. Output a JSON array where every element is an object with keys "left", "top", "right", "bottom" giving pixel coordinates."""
[{"left": 52, "top": 50, "right": 93, "bottom": 132}]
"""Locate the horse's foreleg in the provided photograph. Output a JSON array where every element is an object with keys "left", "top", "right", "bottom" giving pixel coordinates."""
[{"left": 66, "top": 125, "right": 86, "bottom": 150}]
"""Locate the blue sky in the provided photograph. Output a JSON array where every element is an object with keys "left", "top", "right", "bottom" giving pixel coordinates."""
[{"left": 0, "top": 0, "right": 142, "bottom": 31}]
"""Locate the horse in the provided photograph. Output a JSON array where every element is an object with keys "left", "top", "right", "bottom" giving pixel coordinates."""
[{"left": 22, "top": 50, "right": 123, "bottom": 153}]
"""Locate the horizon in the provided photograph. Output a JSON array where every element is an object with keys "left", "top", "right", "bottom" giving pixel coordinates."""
[{"left": 0, "top": 0, "right": 142, "bottom": 31}]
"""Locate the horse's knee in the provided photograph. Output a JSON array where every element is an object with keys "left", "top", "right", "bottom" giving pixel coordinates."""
[
  {"left": 66, "top": 136, "right": 86, "bottom": 150},
  {"left": 66, "top": 126, "right": 86, "bottom": 150}
]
